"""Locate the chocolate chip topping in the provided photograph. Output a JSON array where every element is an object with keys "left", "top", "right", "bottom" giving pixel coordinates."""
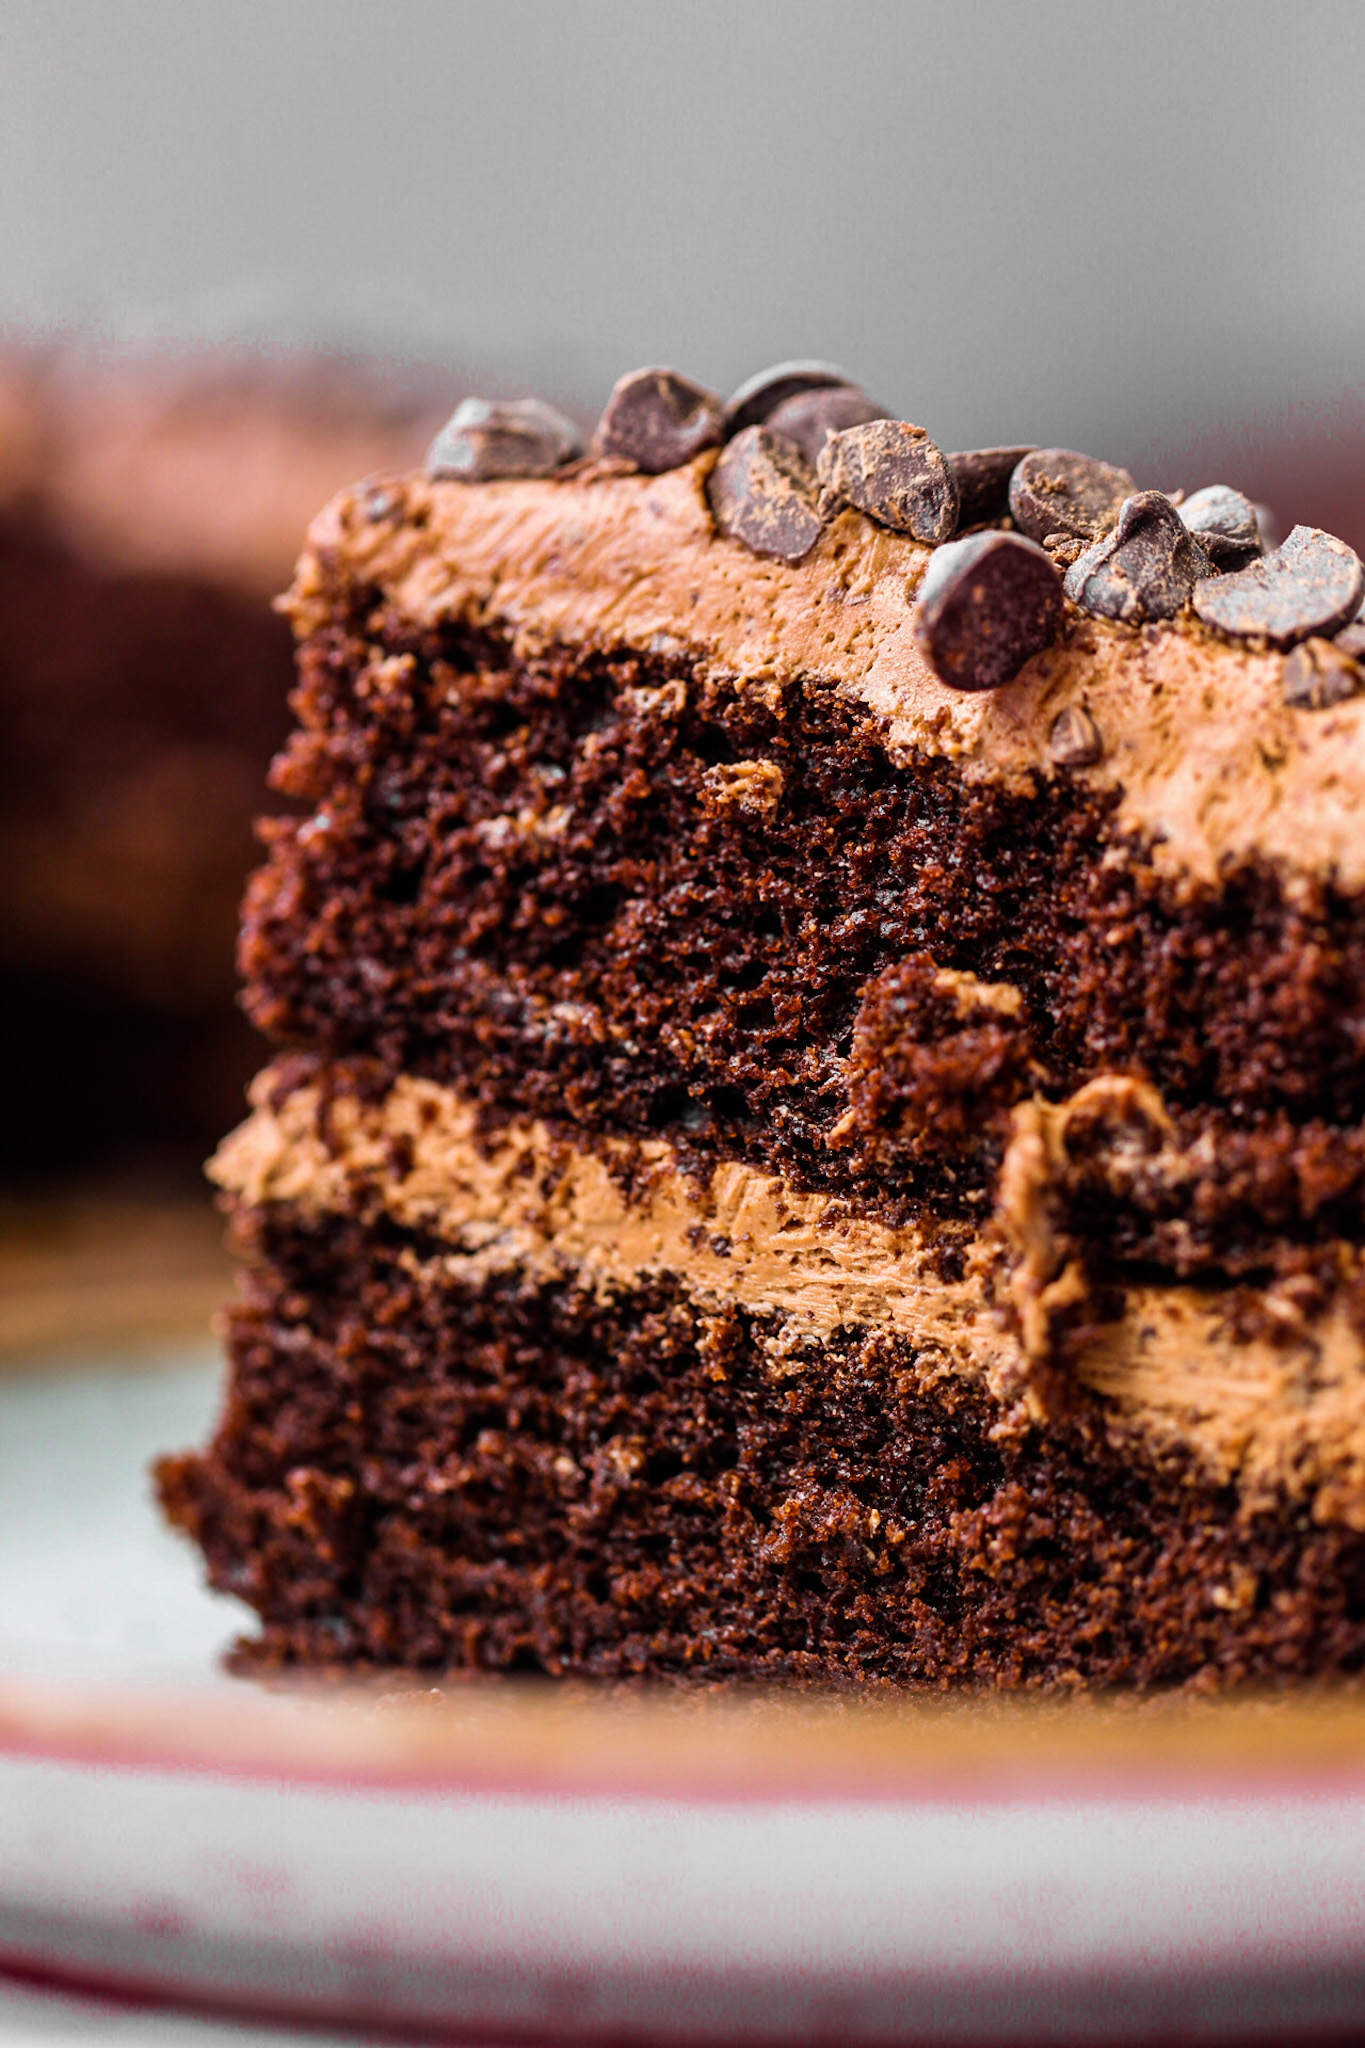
[
  {"left": 722, "top": 361, "right": 856, "bottom": 437},
  {"left": 1048, "top": 704, "right": 1103, "bottom": 768},
  {"left": 913, "top": 530, "right": 1063, "bottom": 692},
  {"left": 1063, "top": 491, "right": 1212, "bottom": 625},
  {"left": 947, "top": 447, "right": 1036, "bottom": 529},
  {"left": 1178, "top": 484, "right": 1264, "bottom": 571},
  {"left": 1008, "top": 449, "right": 1136, "bottom": 544},
  {"left": 707, "top": 425, "right": 825, "bottom": 563},
  {"left": 1192, "top": 526, "right": 1365, "bottom": 647},
  {"left": 1282, "top": 637, "right": 1362, "bottom": 710},
  {"left": 816, "top": 420, "right": 959, "bottom": 543},
  {"left": 764, "top": 386, "right": 891, "bottom": 468},
  {"left": 426, "top": 397, "right": 583, "bottom": 481},
  {"left": 590, "top": 367, "right": 724, "bottom": 474}
]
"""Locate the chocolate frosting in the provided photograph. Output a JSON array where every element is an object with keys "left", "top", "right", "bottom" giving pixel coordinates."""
[{"left": 287, "top": 457, "right": 1365, "bottom": 893}]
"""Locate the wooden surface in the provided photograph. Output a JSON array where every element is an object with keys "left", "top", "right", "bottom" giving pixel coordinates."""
[{"left": 0, "top": 1195, "right": 232, "bottom": 1363}]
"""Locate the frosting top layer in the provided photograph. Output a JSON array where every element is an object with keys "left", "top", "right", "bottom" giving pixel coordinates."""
[{"left": 287, "top": 456, "right": 1365, "bottom": 893}]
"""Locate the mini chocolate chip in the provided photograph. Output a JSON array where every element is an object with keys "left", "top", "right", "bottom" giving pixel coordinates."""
[
  {"left": 1009, "top": 448, "right": 1135, "bottom": 544},
  {"left": 948, "top": 447, "right": 1035, "bottom": 528},
  {"left": 707, "top": 425, "right": 824, "bottom": 563},
  {"left": 914, "top": 530, "right": 1063, "bottom": 692},
  {"left": 1063, "top": 491, "right": 1211, "bottom": 625},
  {"left": 723, "top": 361, "right": 856, "bottom": 437},
  {"left": 1049, "top": 704, "right": 1103, "bottom": 767},
  {"left": 764, "top": 386, "right": 891, "bottom": 467},
  {"left": 590, "top": 367, "right": 724, "bottom": 473},
  {"left": 1178, "top": 484, "right": 1264, "bottom": 571},
  {"left": 816, "top": 420, "right": 959, "bottom": 542},
  {"left": 1193, "top": 525, "right": 1365, "bottom": 647},
  {"left": 1283, "top": 637, "right": 1362, "bottom": 709},
  {"left": 426, "top": 396, "right": 583, "bottom": 481}
]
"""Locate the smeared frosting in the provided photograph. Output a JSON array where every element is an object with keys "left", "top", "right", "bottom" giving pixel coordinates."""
[
  {"left": 214, "top": 1067, "right": 1365, "bottom": 1530},
  {"left": 285, "top": 457, "right": 1365, "bottom": 892}
]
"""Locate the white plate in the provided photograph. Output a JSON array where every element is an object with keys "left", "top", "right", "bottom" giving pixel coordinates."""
[{"left": 5, "top": 1348, "right": 1365, "bottom": 2045}]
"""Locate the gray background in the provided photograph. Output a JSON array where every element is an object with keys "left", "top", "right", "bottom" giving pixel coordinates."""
[{"left": 0, "top": 0, "right": 1362, "bottom": 529}]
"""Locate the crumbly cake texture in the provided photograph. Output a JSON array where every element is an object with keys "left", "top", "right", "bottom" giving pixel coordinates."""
[{"left": 159, "top": 368, "right": 1365, "bottom": 1688}]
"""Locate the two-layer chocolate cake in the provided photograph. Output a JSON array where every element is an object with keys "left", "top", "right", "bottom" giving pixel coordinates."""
[{"left": 159, "top": 361, "right": 1365, "bottom": 1689}]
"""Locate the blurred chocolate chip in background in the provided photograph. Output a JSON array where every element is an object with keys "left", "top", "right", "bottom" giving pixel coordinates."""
[
  {"left": 723, "top": 362, "right": 856, "bottom": 438},
  {"left": 948, "top": 447, "right": 1035, "bottom": 528},
  {"left": 1334, "top": 598, "right": 1365, "bottom": 662},
  {"left": 1063, "top": 491, "right": 1211, "bottom": 624},
  {"left": 1254, "top": 503, "right": 1287, "bottom": 553},
  {"left": 591, "top": 367, "right": 724, "bottom": 473},
  {"left": 1178, "top": 484, "right": 1264, "bottom": 571},
  {"left": 914, "top": 530, "right": 1063, "bottom": 691},
  {"left": 764, "top": 386, "right": 891, "bottom": 468},
  {"left": 426, "top": 396, "right": 584, "bottom": 480},
  {"left": 1009, "top": 449, "right": 1135, "bottom": 544},
  {"left": 817, "top": 420, "right": 959, "bottom": 542},
  {"left": 707, "top": 424, "right": 825, "bottom": 562},
  {"left": 1193, "top": 525, "right": 1365, "bottom": 646},
  {"left": 1282, "top": 636, "right": 1362, "bottom": 709},
  {"left": 1048, "top": 704, "right": 1103, "bottom": 767}
]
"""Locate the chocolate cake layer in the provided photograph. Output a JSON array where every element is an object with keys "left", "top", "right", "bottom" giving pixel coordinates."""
[
  {"left": 236, "top": 462, "right": 1365, "bottom": 1279},
  {"left": 157, "top": 1194, "right": 1365, "bottom": 1689}
]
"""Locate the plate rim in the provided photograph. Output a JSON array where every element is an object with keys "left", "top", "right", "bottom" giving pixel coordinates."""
[{"left": 7, "top": 1670, "right": 1365, "bottom": 1806}]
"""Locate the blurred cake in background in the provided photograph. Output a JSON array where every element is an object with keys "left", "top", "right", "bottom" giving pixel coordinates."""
[{"left": 0, "top": 341, "right": 452, "bottom": 1190}]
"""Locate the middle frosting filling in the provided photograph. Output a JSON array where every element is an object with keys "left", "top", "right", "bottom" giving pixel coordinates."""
[{"left": 215, "top": 1066, "right": 1365, "bottom": 1529}]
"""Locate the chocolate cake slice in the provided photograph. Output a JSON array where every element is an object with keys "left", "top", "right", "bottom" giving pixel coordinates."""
[{"left": 159, "top": 365, "right": 1365, "bottom": 1689}]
